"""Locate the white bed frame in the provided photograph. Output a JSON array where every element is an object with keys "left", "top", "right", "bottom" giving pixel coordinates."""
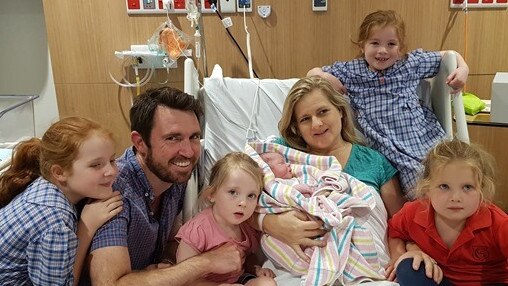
[{"left": 182, "top": 52, "right": 470, "bottom": 221}]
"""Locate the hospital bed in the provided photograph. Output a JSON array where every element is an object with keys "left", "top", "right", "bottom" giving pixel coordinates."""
[
  {"left": 182, "top": 51, "right": 470, "bottom": 222},
  {"left": 183, "top": 53, "right": 468, "bottom": 285}
]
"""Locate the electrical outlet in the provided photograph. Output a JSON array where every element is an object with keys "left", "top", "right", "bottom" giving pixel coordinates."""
[
  {"left": 237, "top": 0, "right": 252, "bottom": 12},
  {"left": 219, "top": 0, "right": 236, "bottom": 13},
  {"left": 127, "top": 0, "right": 141, "bottom": 10},
  {"left": 143, "top": 0, "right": 156, "bottom": 9},
  {"left": 312, "top": 0, "right": 327, "bottom": 11},
  {"left": 173, "top": 0, "right": 186, "bottom": 9},
  {"left": 201, "top": 0, "right": 217, "bottom": 13}
]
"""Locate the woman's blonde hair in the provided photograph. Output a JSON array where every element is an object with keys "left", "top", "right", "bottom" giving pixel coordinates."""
[
  {"left": 0, "top": 117, "right": 115, "bottom": 208},
  {"left": 199, "top": 152, "right": 264, "bottom": 209},
  {"left": 278, "top": 76, "right": 360, "bottom": 151},
  {"left": 352, "top": 10, "right": 407, "bottom": 57},
  {"left": 416, "top": 139, "right": 495, "bottom": 202}
]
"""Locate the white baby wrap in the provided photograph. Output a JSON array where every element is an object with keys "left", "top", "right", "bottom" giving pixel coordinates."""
[{"left": 245, "top": 141, "right": 386, "bottom": 286}]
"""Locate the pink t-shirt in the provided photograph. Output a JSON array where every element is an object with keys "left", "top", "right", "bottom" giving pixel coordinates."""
[{"left": 175, "top": 207, "right": 260, "bottom": 283}]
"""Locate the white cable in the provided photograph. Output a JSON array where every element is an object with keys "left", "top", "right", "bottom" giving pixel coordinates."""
[
  {"left": 243, "top": 8, "right": 254, "bottom": 79},
  {"left": 245, "top": 79, "right": 262, "bottom": 141}
]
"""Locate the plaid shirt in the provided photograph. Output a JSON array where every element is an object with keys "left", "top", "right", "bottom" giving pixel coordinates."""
[
  {"left": 0, "top": 177, "right": 78, "bottom": 285},
  {"left": 323, "top": 49, "right": 445, "bottom": 199},
  {"left": 89, "top": 147, "right": 186, "bottom": 270}
]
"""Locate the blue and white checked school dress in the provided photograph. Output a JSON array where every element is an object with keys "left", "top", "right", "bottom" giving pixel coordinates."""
[
  {"left": 323, "top": 49, "right": 446, "bottom": 199},
  {"left": 0, "top": 177, "right": 78, "bottom": 285}
]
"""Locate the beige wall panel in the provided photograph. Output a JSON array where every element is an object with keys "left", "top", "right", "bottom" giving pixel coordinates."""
[
  {"left": 55, "top": 82, "right": 184, "bottom": 154},
  {"left": 467, "top": 74, "right": 496, "bottom": 99},
  {"left": 55, "top": 83, "right": 132, "bottom": 153},
  {"left": 468, "top": 124, "right": 508, "bottom": 211},
  {"left": 466, "top": 10, "right": 508, "bottom": 74}
]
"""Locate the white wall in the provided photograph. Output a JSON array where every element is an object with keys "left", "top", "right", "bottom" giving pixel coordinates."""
[{"left": 0, "top": 0, "right": 58, "bottom": 138}]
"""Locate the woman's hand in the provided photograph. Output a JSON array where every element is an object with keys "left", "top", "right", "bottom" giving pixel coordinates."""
[
  {"left": 263, "top": 210, "right": 327, "bottom": 262},
  {"left": 80, "top": 191, "right": 123, "bottom": 233},
  {"left": 393, "top": 250, "right": 443, "bottom": 284}
]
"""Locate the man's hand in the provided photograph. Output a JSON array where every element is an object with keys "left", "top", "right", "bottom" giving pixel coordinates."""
[{"left": 200, "top": 243, "right": 244, "bottom": 275}]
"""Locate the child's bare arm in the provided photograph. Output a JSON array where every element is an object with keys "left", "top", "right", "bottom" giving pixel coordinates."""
[
  {"left": 379, "top": 177, "right": 406, "bottom": 218},
  {"left": 307, "top": 67, "right": 347, "bottom": 94},
  {"left": 74, "top": 191, "right": 123, "bottom": 285},
  {"left": 385, "top": 237, "right": 406, "bottom": 281}
]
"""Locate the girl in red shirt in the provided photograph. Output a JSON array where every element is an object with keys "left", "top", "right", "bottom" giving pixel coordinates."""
[{"left": 388, "top": 139, "right": 508, "bottom": 286}]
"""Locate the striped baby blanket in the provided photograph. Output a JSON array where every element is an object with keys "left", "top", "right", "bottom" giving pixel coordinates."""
[{"left": 245, "top": 140, "right": 385, "bottom": 286}]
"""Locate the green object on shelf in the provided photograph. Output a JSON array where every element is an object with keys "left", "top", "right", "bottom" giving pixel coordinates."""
[{"left": 463, "top": 92, "right": 485, "bottom": 116}]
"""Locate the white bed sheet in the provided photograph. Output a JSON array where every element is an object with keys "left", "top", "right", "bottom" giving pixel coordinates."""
[{"left": 201, "top": 64, "right": 297, "bottom": 183}]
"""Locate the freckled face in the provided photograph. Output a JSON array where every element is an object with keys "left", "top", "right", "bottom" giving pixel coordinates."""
[{"left": 63, "top": 134, "right": 118, "bottom": 203}]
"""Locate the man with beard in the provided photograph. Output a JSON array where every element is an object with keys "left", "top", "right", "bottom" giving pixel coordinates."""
[{"left": 84, "top": 87, "right": 243, "bottom": 285}]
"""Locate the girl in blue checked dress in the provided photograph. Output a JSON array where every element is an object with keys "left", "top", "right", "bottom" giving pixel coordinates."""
[
  {"left": 308, "top": 10, "right": 469, "bottom": 199},
  {"left": 0, "top": 117, "right": 123, "bottom": 285}
]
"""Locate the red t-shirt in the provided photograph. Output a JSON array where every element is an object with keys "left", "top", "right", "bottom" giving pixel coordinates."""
[{"left": 388, "top": 200, "right": 508, "bottom": 285}]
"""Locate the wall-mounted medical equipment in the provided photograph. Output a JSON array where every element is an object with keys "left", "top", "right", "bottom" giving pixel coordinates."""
[
  {"left": 110, "top": 19, "right": 193, "bottom": 93},
  {"left": 127, "top": 0, "right": 189, "bottom": 14},
  {"left": 491, "top": 72, "right": 508, "bottom": 124},
  {"left": 450, "top": 0, "right": 508, "bottom": 9}
]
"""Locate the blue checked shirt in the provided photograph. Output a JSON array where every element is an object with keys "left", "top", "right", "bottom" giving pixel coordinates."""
[
  {"left": 0, "top": 177, "right": 78, "bottom": 285},
  {"left": 323, "top": 49, "right": 445, "bottom": 199},
  {"left": 89, "top": 147, "right": 186, "bottom": 270}
]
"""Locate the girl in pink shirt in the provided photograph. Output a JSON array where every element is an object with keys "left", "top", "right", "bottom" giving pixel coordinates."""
[{"left": 176, "top": 152, "right": 276, "bottom": 286}]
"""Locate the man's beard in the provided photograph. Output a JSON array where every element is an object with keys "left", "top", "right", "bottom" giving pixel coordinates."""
[{"left": 145, "top": 148, "right": 194, "bottom": 184}]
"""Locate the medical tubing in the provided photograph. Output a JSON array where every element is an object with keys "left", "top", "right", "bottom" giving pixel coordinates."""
[
  {"left": 109, "top": 56, "right": 154, "bottom": 88},
  {"left": 197, "top": 5, "right": 208, "bottom": 77},
  {"left": 463, "top": 1, "right": 468, "bottom": 91},
  {"left": 213, "top": 8, "right": 259, "bottom": 78},
  {"left": 243, "top": 8, "right": 254, "bottom": 79}
]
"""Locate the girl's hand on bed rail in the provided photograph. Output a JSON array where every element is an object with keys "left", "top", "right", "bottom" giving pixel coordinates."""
[
  {"left": 446, "top": 65, "right": 469, "bottom": 94},
  {"left": 263, "top": 210, "right": 327, "bottom": 262}
]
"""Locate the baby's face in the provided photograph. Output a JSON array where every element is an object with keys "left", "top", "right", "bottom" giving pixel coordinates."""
[{"left": 261, "top": 153, "right": 293, "bottom": 179}]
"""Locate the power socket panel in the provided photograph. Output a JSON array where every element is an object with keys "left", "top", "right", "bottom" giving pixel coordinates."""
[
  {"left": 219, "top": 0, "right": 236, "bottom": 13},
  {"left": 312, "top": 0, "right": 327, "bottom": 11},
  {"left": 237, "top": 0, "right": 252, "bottom": 12},
  {"left": 201, "top": 0, "right": 217, "bottom": 13}
]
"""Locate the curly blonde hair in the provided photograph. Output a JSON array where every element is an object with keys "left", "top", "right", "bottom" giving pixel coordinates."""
[
  {"left": 199, "top": 152, "right": 264, "bottom": 209},
  {"left": 416, "top": 139, "right": 495, "bottom": 203}
]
